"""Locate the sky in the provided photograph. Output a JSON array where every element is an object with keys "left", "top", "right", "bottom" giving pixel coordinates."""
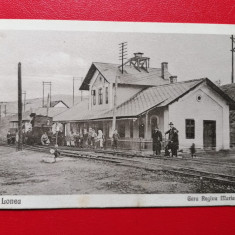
[{"left": 0, "top": 29, "right": 232, "bottom": 101}]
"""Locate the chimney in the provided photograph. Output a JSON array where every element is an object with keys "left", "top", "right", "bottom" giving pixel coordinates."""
[
  {"left": 134, "top": 52, "right": 144, "bottom": 58},
  {"left": 161, "top": 62, "right": 168, "bottom": 79},
  {"left": 169, "top": 76, "right": 177, "bottom": 84}
]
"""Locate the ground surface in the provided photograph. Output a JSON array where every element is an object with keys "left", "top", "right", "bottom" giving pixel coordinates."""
[{"left": 0, "top": 146, "right": 234, "bottom": 194}]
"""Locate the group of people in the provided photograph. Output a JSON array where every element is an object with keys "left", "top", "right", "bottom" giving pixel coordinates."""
[
  {"left": 65, "top": 128, "right": 105, "bottom": 149},
  {"left": 65, "top": 128, "right": 120, "bottom": 150},
  {"left": 152, "top": 122, "right": 179, "bottom": 157},
  {"left": 39, "top": 127, "right": 121, "bottom": 150}
]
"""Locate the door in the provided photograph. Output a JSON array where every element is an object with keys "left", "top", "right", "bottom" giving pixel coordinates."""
[
  {"left": 203, "top": 120, "right": 216, "bottom": 149},
  {"left": 151, "top": 116, "right": 159, "bottom": 138}
]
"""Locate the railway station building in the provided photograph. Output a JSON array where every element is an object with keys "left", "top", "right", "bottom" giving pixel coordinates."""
[{"left": 54, "top": 53, "right": 235, "bottom": 151}]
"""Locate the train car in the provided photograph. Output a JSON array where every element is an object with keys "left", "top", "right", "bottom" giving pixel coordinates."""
[
  {"left": 28, "top": 114, "right": 53, "bottom": 145},
  {"left": 8, "top": 114, "right": 54, "bottom": 145}
]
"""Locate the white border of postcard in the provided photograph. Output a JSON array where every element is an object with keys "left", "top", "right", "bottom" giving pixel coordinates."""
[{"left": 0, "top": 20, "right": 234, "bottom": 209}]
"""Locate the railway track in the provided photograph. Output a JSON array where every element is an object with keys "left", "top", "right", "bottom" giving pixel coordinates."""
[
  {"left": 31, "top": 144, "right": 235, "bottom": 170},
  {"left": 1, "top": 143, "right": 235, "bottom": 187}
]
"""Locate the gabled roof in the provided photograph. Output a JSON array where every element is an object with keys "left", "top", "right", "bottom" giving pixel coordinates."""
[
  {"left": 55, "top": 78, "right": 235, "bottom": 122},
  {"left": 34, "top": 107, "right": 68, "bottom": 117},
  {"left": 53, "top": 99, "right": 100, "bottom": 122},
  {"left": 53, "top": 99, "right": 112, "bottom": 122},
  {"left": 100, "top": 78, "right": 235, "bottom": 119},
  {"left": 50, "top": 100, "right": 69, "bottom": 108},
  {"left": 80, "top": 62, "right": 171, "bottom": 90},
  {"left": 10, "top": 107, "right": 68, "bottom": 122},
  {"left": 97, "top": 79, "right": 204, "bottom": 119},
  {"left": 10, "top": 111, "right": 32, "bottom": 122}
]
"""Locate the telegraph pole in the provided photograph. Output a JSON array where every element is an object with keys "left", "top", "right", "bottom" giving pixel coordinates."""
[
  {"left": 111, "top": 42, "right": 127, "bottom": 132},
  {"left": 231, "top": 35, "right": 235, "bottom": 83},
  {"left": 73, "top": 77, "right": 76, "bottom": 106},
  {"left": 22, "top": 91, "right": 26, "bottom": 112},
  {"left": 119, "top": 42, "right": 127, "bottom": 74},
  {"left": 18, "top": 62, "right": 23, "bottom": 151},
  {"left": 112, "top": 75, "right": 118, "bottom": 132},
  {"left": 42, "top": 82, "right": 52, "bottom": 107},
  {"left": 49, "top": 82, "right": 52, "bottom": 107},
  {"left": 4, "top": 104, "right": 6, "bottom": 117},
  {"left": 73, "top": 77, "right": 83, "bottom": 105},
  {"left": 46, "top": 93, "right": 50, "bottom": 117},
  {"left": 81, "top": 77, "right": 83, "bottom": 102},
  {"left": 42, "top": 81, "right": 44, "bottom": 107}
]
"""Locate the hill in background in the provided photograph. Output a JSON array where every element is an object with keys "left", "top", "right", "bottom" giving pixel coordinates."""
[
  {"left": 0, "top": 94, "right": 88, "bottom": 140},
  {"left": 220, "top": 83, "right": 235, "bottom": 101},
  {"left": 220, "top": 83, "right": 235, "bottom": 145},
  {"left": 0, "top": 94, "right": 88, "bottom": 117}
]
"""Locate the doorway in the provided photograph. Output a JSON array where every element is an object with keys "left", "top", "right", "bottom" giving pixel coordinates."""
[
  {"left": 151, "top": 116, "right": 159, "bottom": 137},
  {"left": 203, "top": 120, "right": 216, "bottom": 149}
]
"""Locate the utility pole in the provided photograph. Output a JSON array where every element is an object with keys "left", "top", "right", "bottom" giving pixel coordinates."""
[
  {"left": 112, "top": 75, "right": 118, "bottom": 132},
  {"left": 18, "top": 62, "right": 23, "bottom": 151},
  {"left": 73, "top": 77, "right": 83, "bottom": 106},
  {"left": 49, "top": 82, "right": 52, "bottom": 108},
  {"left": 231, "top": 35, "right": 235, "bottom": 83},
  {"left": 4, "top": 104, "right": 6, "bottom": 117},
  {"left": 73, "top": 77, "right": 76, "bottom": 106},
  {"left": 119, "top": 42, "right": 127, "bottom": 74},
  {"left": 22, "top": 91, "right": 26, "bottom": 112},
  {"left": 42, "top": 81, "right": 44, "bottom": 107},
  {"left": 0, "top": 105, "right": 1, "bottom": 122},
  {"left": 81, "top": 77, "right": 83, "bottom": 102},
  {"left": 46, "top": 93, "right": 50, "bottom": 117},
  {"left": 42, "top": 82, "right": 52, "bottom": 107}
]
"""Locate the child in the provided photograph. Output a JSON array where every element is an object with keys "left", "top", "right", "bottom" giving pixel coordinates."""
[
  {"left": 190, "top": 143, "right": 196, "bottom": 158},
  {"left": 54, "top": 144, "right": 61, "bottom": 162}
]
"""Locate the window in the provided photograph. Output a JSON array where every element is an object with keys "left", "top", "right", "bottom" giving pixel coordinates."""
[
  {"left": 186, "top": 119, "right": 195, "bottom": 139},
  {"left": 92, "top": 90, "right": 96, "bottom": 105},
  {"left": 196, "top": 95, "right": 202, "bottom": 102},
  {"left": 105, "top": 87, "right": 108, "bottom": 104},
  {"left": 98, "top": 88, "right": 103, "bottom": 105}
]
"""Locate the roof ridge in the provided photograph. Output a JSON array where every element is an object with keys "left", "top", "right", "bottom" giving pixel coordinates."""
[
  {"left": 149, "top": 78, "right": 205, "bottom": 89},
  {"left": 93, "top": 62, "right": 162, "bottom": 70},
  {"left": 108, "top": 78, "right": 205, "bottom": 115}
]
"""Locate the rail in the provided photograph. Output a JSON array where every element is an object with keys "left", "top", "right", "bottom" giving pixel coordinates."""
[{"left": 1, "top": 142, "right": 235, "bottom": 188}]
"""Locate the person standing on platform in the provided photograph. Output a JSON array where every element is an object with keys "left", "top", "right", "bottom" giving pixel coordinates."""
[
  {"left": 152, "top": 127, "right": 162, "bottom": 156},
  {"left": 7, "top": 131, "right": 11, "bottom": 144},
  {"left": 83, "top": 129, "right": 88, "bottom": 148},
  {"left": 91, "top": 129, "right": 97, "bottom": 148},
  {"left": 88, "top": 128, "right": 93, "bottom": 147},
  {"left": 171, "top": 128, "right": 179, "bottom": 157},
  {"left": 165, "top": 122, "right": 178, "bottom": 157},
  {"left": 112, "top": 130, "right": 120, "bottom": 150},
  {"left": 70, "top": 131, "right": 75, "bottom": 147},
  {"left": 97, "top": 130, "right": 104, "bottom": 149}
]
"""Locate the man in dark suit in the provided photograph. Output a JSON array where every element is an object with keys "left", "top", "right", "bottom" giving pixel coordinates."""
[
  {"left": 165, "top": 122, "right": 178, "bottom": 157},
  {"left": 171, "top": 128, "right": 179, "bottom": 157},
  {"left": 152, "top": 127, "right": 162, "bottom": 156}
]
